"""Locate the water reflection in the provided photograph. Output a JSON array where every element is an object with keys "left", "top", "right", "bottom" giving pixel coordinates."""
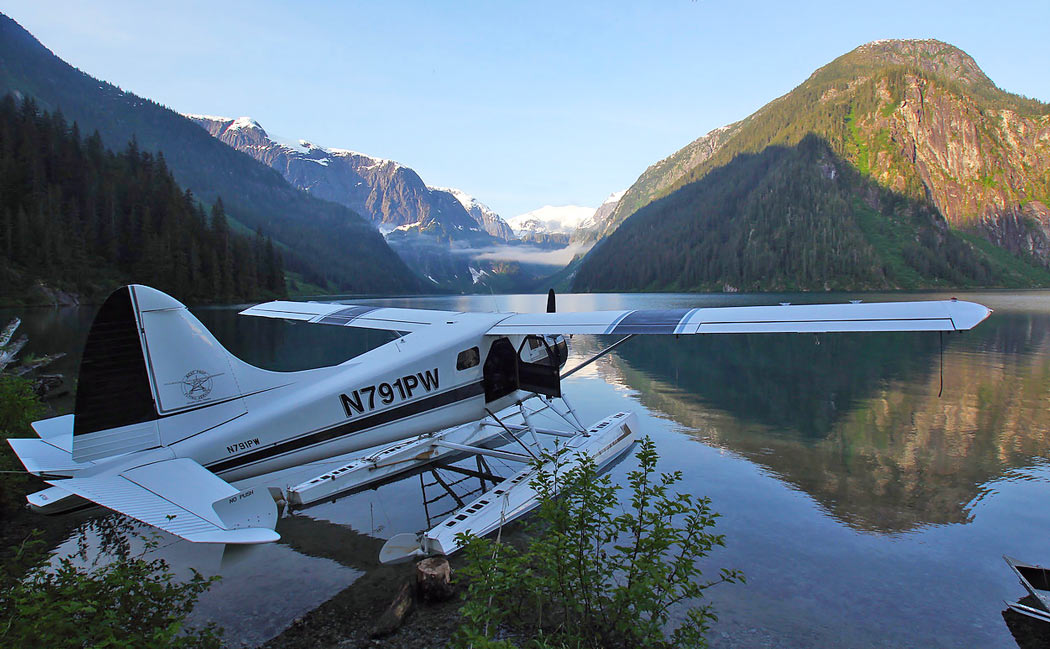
[
  {"left": 600, "top": 311, "right": 1050, "bottom": 533},
  {"left": 11, "top": 291, "right": 1050, "bottom": 649}
]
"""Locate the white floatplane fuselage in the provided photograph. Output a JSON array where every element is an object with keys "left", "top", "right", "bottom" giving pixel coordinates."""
[{"left": 170, "top": 313, "right": 538, "bottom": 484}]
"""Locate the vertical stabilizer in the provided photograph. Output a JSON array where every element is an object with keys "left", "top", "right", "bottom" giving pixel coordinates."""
[
  {"left": 72, "top": 285, "right": 278, "bottom": 462},
  {"left": 72, "top": 286, "right": 161, "bottom": 461}
]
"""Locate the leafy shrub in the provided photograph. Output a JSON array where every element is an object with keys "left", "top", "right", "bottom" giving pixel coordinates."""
[
  {"left": 0, "top": 532, "right": 223, "bottom": 649},
  {"left": 455, "top": 437, "right": 742, "bottom": 649},
  {"left": 0, "top": 363, "right": 222, "bottom": 648},
  {"left": 0, "top": 374, "right": 45, "bottom": 509}
]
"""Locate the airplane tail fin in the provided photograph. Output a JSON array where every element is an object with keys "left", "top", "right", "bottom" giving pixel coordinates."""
[{"left": 71, "top": 285, "right": 279, "bottom": 462}]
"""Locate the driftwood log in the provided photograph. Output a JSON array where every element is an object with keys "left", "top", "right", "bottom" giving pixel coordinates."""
[
  {"left": 370, "top": 580, "right": 415, "bottom": 638},
  {"left": 415, "top": 556, "right": 454, "bottom": 603}
]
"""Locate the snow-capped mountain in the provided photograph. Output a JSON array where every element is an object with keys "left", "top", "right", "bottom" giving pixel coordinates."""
[
  {"left": 432, "top": 186, "right": 515, "bottom": 240},
  {"left": 507, "top": 205, "right": 597, "bottom": 237},
  {"left": 577, "top": 189, "right": 626, "bottom": 232},
  {"left": 184, "top": 114, "right": 513, "bottom": 242},
  {"left": 184, "top": 114, "right": 551, "bottom": 291}
]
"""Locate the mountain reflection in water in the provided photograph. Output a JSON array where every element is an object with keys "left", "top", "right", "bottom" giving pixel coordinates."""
[
  {"left": 599, "top": 309, "right": 1050, "bottom": 533},
  {"left": 8, "top": 291, "right": 1050, "bottom": 649}
]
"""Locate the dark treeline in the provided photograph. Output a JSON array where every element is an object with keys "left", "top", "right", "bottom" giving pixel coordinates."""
[{"left": 0, "top": 96, "right": 284, "bottom": 304}]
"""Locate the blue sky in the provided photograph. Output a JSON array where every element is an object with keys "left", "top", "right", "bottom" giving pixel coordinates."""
[{"left": 6, "top": 1, "right": 1048, "bottom": 218}]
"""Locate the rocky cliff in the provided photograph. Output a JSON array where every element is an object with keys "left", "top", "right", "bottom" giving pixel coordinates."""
[
  {"left": 436, "top": 186, "right": 515, "bottom": 240},
  {"left": 186, "top": 115, "right": 513, "bottom": 242}
]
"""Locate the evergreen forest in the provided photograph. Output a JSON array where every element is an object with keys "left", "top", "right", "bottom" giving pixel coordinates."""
[
  {"left": 574, "top": 135, "right": 1050, "bottom": 292},
  {"left": 0, "top": 96, "right": 285, "bottom": 305}
]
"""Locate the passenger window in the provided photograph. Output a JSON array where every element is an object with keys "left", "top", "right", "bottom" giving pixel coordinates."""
[{"left": 457, "top": 346, "right": 480, "bottom": 370}]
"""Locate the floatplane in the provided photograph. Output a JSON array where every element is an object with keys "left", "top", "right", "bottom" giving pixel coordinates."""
[{"left": 6, "top": 285, "right": 990, "bottom": 562}]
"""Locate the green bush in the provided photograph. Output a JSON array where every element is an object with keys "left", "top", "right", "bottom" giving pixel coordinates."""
[
  {"left": 1, "top": 531, "right": 223, "bottom": 649},
  {"left": 0, "top": 367, "right": 223, "bottom": 648},
  {"left": 0, "top": 373, "right": 44, "bottom": 435},
  {"left": 454, "top": 437, "right": 742, "bottom": 649},
  {"left": 0, "top": 374, "right": 45, "bottom": 509}
]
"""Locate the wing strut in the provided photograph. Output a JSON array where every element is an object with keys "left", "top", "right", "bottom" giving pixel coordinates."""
[{"left": 562, "top": 334, "right": 635, "bottom": 379}]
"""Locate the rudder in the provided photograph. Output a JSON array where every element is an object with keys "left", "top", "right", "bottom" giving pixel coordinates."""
[{"left": 72, "top": 285, "right": 276, "bottom": 462}]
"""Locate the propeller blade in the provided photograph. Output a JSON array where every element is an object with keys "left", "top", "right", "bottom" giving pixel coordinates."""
[{"left": 547, "top": 289, "right": 556, "bottom": 314}]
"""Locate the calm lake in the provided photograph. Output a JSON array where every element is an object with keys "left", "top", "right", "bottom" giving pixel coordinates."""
[{"left": 6, "top": 290, "right": 1050, "bottom": 648}]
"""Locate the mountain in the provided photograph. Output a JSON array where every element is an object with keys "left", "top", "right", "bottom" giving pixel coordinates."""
[
  {"left": 570, "top": 189, "right": 626, "bottom": 243},
  {"left": 575, "top": 39, "right": 1050, "bottom": 292},
  {"left": 183, "top": 114, "right": 540, "bottom": 291},
  {"left": 434, "top": 187, "right": 516, "bottom": 240},
  {"left": 507, "top": 205, "right": 597, "bottom": 247},
  {"left": 184, "top": 115, "right": 513, "bottom": 241},
  {"left": 0, "top": 14, "right": 421, "bottom": 295},
  {"left": 0, "top": 98, "right": 284, "bottom": 306},
  {"left": 587, "top": 125, "right": 741, "bottom": 244}
]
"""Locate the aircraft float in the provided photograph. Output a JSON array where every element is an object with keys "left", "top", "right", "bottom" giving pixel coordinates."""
[{"left": 6, "top": 285, "right": 990, "bottom": 562}]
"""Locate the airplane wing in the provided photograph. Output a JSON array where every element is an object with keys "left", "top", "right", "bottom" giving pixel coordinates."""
[
  {"left": 47, "top": 458, "right": 279, "bottom": 544},
  {"left": 239, "top": 301, "right": 462, "bottom": 333},
  {"left": 242, "top": 298, "right": 990, "bottom": 336},
  {"left": 487, "top": 299, "right": 991, "bottom": 335}
]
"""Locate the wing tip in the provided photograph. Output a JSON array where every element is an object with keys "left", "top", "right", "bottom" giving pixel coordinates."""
[{"left": 949, "top": 300, "right": 992, "bottom": 330}]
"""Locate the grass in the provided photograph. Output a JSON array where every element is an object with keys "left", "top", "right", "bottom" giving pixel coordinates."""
[
  {"left": 846, "top": 106, "right": 870, "bottom": 176},
  {"left": 852, "top": 200, "right": 925, "bottom": 288},
  {"left": 955, "top": 230, "right": 1050, "bottom": 286}
]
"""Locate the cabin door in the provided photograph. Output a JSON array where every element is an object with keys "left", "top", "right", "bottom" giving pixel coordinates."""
[
  {"left": 516, "top": 335, "right": 561, "bottom": 398},
  {"left": 483, "top": 337, "right": 519, "bottom": 402}
]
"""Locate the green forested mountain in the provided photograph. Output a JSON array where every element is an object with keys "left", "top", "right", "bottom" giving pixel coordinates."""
[
  {"left": 0, "top": 13, "right": 423, "bottom": 295},
  {"left": 575, "top": 39, "right": 1050, "bottom": 292},
  {"left": 0, "top": 97, "right": 285, "bottom": 305},
  {"left": 574, "top": 135, "right": 1050, "bottom": 292}
]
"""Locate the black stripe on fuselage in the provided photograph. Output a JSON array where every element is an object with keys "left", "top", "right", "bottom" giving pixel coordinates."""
[
  {"left": 610, "top": 309, "right": 693, "bottom": 335},
  {"left": 206, "top": 380, "right": 486, "bottom": 474},
  {"left": 318, "top": 306, "right": 380, "bottom": 326}
]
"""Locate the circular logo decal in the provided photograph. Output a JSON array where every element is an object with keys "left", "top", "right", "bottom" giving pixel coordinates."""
[{"left": 175, "top": 369, "right": 219, "bottom": 401}]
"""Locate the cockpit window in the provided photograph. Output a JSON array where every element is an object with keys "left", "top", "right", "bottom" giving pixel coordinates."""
[{"left": 457, "top": 346, "right": 480, "bottom": 370}]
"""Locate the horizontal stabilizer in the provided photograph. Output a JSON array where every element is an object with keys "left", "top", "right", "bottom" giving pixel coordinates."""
[
  {"left": 47, "top": 457, "right": 279, "bottom": 544},
  {"left": 8, "top": 438, "right": 88, "bottom": 478},
  {"left": 31, "top": 414, "right": 74, "bottom": 452},
  {"left": 212, "top": 487, "right": 279, "bottom": 531},
  {"left": 26, "top": 486, "right": 89, "bottom": 515}
]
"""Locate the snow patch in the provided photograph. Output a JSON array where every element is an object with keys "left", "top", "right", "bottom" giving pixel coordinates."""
[
  {"left": 507, "top": 205, "right": 596, "bottom": 236},
  {"left": 601, "top": 189, "right": 627, "bottom": 206},
  {"left": 271, "top": 135, "right": 315, "bottom": 154},
  {"left": 468, "top": 267, "right": 488, "bottom": 284},
  {"left": 227, "top": 116, "right": 262, "bottom": 131},
  {"left": 183, "top": 112, "right": 233, "bottom": 123}
]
